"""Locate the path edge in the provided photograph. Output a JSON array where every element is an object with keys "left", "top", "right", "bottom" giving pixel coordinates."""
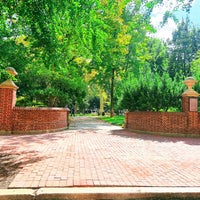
[{"left": 1, "top": 187, "right": 200, "bottom": 200}]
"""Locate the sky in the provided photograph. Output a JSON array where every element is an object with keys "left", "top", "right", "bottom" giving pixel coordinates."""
[{"left": 151, "top": 0, "right": 200, "bottom": 41}]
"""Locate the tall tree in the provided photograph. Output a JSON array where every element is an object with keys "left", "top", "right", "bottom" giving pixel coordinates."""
[
  {"left": 168, "top": 17, "right": 200, "bottom": 79},
  {"left": 147, "top": 38, "right": 169, "bottom": 75},
  {"left": 89, "top": 0, "right": 132, "bottom": 116}
]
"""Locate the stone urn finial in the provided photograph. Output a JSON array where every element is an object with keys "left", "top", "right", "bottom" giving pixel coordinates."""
[
  {"left": 182, "top": 77, "right": 199, "bottom": 97},
  {"left": 6, "top": 67, "right": 18, "bottom": 77},
  {"left": 184, "top": 77, "right": 197, "bottom": 89},
  {"left": 0, "top": 67, "right": 18, "bottom": 90}
]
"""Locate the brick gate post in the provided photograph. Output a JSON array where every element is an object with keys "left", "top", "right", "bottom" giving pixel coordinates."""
[
  {"left": 0, "top": 68, "right": 18, "bottom": 133},
  {"left": 182, "top": 77, "right": 199, "bottom": 133},
  {"left": 182, "top": 77, "right": 199, "bottom": 112}
]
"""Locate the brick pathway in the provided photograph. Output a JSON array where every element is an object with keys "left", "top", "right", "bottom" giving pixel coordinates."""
[{"left": 0, "top": 116, "right": 200, "bottom": 189}]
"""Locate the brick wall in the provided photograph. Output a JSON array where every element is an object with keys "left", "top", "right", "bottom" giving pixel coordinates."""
[
  {"left": 0, "top": 78, "right": 70, "bottom": 134},
  {"left": 12, "top": 107, "right": 69, "bottom": 134},
  {"left": 125, "top": 111, "right": 200, "bottom": 135}
]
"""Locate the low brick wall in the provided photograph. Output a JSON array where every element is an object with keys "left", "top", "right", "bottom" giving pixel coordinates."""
[
  {"left": 0, "top": 84, "right": 70, "bottom": 134},
  {"left": 12, "top": 107, "right": 70, "bottom": 134},
  {"left": 125, "top": 111, "right": 200, "bottom": 135}
]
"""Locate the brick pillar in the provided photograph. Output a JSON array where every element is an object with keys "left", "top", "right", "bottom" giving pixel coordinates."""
[
  {"left": 0, "top": 68, "right": 18, "bottom": 133},
  {"left": 182, "top": 96, "right": 190, "bottom": 112},
  {"left": 182, "top": 77, "right": 199, "bottom": 134}
]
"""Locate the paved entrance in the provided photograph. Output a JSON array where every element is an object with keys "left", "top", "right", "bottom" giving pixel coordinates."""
[{"left": 0, "top": 116, "right": 200, "bottom": 189}]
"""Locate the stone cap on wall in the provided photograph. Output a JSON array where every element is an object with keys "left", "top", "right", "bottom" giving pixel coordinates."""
[
  {"left": 0, "top": 79, "right": 18, "bottom": 90},
  {"left": 14, "top": 107, "right": 70, "bottom": 111},
  {"left": 0, "top": 67, "right": 18, "bottom": 90},
  {"left": 182, "top": 89, "right": 199, "bottom": 97}
]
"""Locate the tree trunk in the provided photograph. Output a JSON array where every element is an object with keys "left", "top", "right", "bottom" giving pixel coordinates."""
[
  {"left": 110, "top": 68, "right": 115, "bottom": 117},
  {"left": 99, "top": 89, "right": 104, "bottom": 115}
]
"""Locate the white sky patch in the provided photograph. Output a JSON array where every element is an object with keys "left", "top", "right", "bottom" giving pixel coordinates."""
[
  {"left": 150, "top": 0, "right": 197, "bottom": 41},
  {"left": 152, "top": 19, "right": 177, "bottom": 41}
]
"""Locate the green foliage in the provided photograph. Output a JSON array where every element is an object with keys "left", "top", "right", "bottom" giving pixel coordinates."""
[
  {"left": 117, "top": 17, "right": 200, "bottom": 113},
  {"left": 0, "top": 0, "right": 91, "bottom": 108},
  {"left": 0, "top": 69, "right": 11, "bottom": 83},
  {"left": 147, "top": 38, "right": 169, "bottom": 75},
  {"left": 191, "top": 51, "right": 200, "bottom": 98},
  {"left": 191, "top": 51, "right": 200, "bottom": 75},
  {"left": 17, "top": 65, "right": 86, "bottom": 107},
  {"left": 16, "top": 96, "right": 46, "bottom": 107},
  {"left": 88, "top": 96, "right": 100, "bottom": 110},
  {"left": 120, "top": 72, "right": 184, "bottom": 112},
  {"left": 0, "top": 0, "right": 196, "bottom": 112}
]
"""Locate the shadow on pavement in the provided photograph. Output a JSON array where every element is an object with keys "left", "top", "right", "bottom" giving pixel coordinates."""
[
  {"left": 0, "top": 149, "right": 45, "bottom": 188},
  {"left": 111, "top": 129, "right": 200, "bottom": 146}
]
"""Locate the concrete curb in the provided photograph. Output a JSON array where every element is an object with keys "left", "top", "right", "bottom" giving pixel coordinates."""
[
  {"left": 1, "top": 187, "right": 200, "bottom": 200},
  {"left": 0, "top": 189, "right": 35, "bottom": 200}
]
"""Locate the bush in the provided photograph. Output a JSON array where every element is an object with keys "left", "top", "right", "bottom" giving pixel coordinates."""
[{"left": 120, "top": 72, "right": 184, "bottom": 112}]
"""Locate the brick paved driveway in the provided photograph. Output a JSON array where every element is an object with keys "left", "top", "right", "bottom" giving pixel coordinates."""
[{"left": 0, "top": 116, "right": 200, "bottom": 189}]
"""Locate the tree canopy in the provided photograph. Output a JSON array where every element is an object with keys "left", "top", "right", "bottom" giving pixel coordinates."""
[{"left": 0, "top": 0, "right": 198, "bottom": 114}]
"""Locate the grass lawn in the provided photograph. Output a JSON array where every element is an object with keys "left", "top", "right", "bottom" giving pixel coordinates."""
[{"left": 99, "top": 115, "right": 125, "bottom": 127}]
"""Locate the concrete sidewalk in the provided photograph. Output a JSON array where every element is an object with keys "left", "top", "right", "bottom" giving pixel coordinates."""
[{"left": 0, "top": 116, "right": 200, "bottom": 199}]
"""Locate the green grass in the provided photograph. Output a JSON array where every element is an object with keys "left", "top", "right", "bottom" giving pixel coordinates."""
[{"left": 99, "top": 115, "right": 125, "bottom": 126}]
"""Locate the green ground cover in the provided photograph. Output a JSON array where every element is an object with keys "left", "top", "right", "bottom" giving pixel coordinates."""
[{"left": 99, "top": 115, "right": 125, "bottom": 127}]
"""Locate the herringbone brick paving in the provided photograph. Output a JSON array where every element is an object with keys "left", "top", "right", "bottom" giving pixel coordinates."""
[{"left": 0, "top": 116, "right": 200, "bottom": 188}]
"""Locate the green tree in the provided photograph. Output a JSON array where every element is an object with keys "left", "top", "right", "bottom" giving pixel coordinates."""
[
  {"left": 191, "top": 50, "right": 200, "bottom": 94},
  {"left": 0, "top": 0, "right": 195, "bottom": 110},
  {"left": 0, "top": 2, "right": 31, "bottom": 79},
  {"left": 147, "top": 38, "right": 169, "bottom": 75},
  {"left": 89, "top": 0, "right": 132, "bottom": 116},
  {"left": 120, "top": 72, "right": 184, "bottom": 112},
  {"left": 168, "top": 17, "right": 200, "bottom": 78},
  {"left": 0, "top": 0, "right": 96, "bottom": 107}
]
